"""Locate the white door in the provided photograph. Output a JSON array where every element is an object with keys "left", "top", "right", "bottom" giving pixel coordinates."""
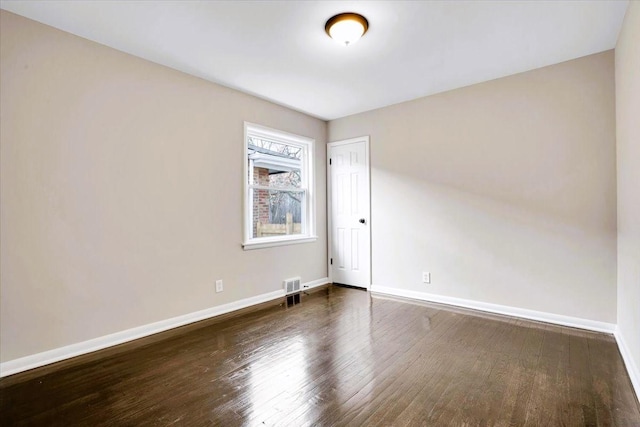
[{"left": 328, "top": 137, "right": 371, "bottom": 289}]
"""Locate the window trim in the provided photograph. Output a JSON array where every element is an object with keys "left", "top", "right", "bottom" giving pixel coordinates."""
[{"left": 242, "top": 122, "right": 316, "bottom": 250}]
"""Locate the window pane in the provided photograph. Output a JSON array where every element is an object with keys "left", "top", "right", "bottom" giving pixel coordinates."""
[
  {"left": 252, "top": 190, "right": 304, "bottom": 238},
  {"left": 248, "top": 138, "right": 303, "bottom": 188},
  {"left": 251, "top": 168, "right": 302, "bottom": 189},
  {"left": 244, "top": 123, "right": 315, "bottom": 247},
  {"left": 248, "top": 137, "right": 302, "bottom": 160}
]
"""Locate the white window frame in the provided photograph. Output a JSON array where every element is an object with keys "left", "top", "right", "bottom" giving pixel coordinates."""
[{"left": 243, "top": 122, "right": 316, "bottom": 250}]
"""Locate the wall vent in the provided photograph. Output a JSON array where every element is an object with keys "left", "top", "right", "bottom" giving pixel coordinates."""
[{"left": 283, "top": 277, "right": 301, "bottom": 295}]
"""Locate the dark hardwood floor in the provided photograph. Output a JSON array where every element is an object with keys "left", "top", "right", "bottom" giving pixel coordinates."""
[{"left": 1, "top": 285, "right": 639, "bottom": 426}]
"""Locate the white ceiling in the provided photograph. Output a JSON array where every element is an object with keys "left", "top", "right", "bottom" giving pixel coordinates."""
[{"left": 0, "top": 0, "right": 629, "bottom": 120}]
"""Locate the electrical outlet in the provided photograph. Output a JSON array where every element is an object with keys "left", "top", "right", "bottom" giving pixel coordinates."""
[
  {"left": 215, "top": 279, "right": 224, "bottom": 293},
  {"left": 422, "top": 272, "right": 431, "bottom": 284}
]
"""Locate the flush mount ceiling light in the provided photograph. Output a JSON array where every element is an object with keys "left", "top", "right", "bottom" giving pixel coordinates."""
[{"left": 325, "top": 13, "right": 369, "bottom": 46}]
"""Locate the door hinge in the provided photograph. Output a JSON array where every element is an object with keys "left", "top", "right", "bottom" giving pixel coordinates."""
[{"left": 330, "top": 258, "right": 333, "bottom": 265}]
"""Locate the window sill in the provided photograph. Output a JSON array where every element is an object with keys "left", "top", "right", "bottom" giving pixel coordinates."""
[{"left": 242, "top": 236, "right": 318, "bottom": 251}]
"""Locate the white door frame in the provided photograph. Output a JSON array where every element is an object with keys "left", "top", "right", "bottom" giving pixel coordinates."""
[{"left": 327, "top": 136, "right": 371, "bottom": 290}]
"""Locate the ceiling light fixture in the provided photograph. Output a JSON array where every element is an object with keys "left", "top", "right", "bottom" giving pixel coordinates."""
[{"left": 325, "top": 13, "right": 369, "bottom": 46}]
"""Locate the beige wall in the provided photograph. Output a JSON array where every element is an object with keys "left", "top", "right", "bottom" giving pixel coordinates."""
[
  {"left": 329, "top": 51, "right": 617, "bottom": 323},
  {"left": 0, "top": 11, "right": 327, "bottom": 362},
  {"left": 615, "top": 1, "right": 640, "bottom": 388}
]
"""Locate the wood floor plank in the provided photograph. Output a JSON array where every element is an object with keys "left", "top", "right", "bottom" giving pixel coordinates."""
[
  {"left": 1, "top": 285, "right": 638, "bottom": 426},
  {"left": 363, "top": 310, "right": 464, "bottom": 425},
  {"left": 340, "top": 308, "right": 463, "bottom": 424},
  {"left": 452, "top": 317, "right": 524, "bottom": 425},
  {"left": 588, "top": 334, "right": 640, "bottom": 426},
  {"left": 425, "top": 316, "right": 504, "bottom": 425},
  {"left": 503, "top": 320, "right": 546, "bottom": 426},
  {"left": 309, "top": 303, "right": 434, "bottom": 425},
  {"left": 290, "top": 313, "right": 438, "bottom": 425},
  {"left": 524, "top": 325, "right": 566, "bottom": 426},
  {"left": 573, "top": 333, "right": 600, "bottom": 426}
]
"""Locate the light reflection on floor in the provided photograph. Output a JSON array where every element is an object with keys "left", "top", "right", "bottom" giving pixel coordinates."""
[
  {"left": 247, "top": 337, "right": 309, "bottom": 423},
  {"left": 333, "top": 293, "right": 375, "bottom": 407},
  {"left": 244, "top": 289, "right": 376, "bottom": 424}
]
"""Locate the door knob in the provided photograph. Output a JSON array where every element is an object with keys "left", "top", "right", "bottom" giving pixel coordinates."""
[{"left": 359, "top": 218, "right": 366, "bottom": 224}]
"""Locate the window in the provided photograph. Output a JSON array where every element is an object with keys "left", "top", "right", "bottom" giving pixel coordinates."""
[{"left": 243, "top": 122, "right": 316, "bottom": 249}]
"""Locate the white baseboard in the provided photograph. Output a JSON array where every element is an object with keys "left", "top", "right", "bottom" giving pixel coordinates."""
[
  {"left": 0, "top": 278, "right": 329, "bottom": 378},
  {"left": 302, "top": 277, "right": 330, "bottom": 291},
  {"left": 370, "top": 285, "right": 616, "bottom": 334},
  {"left": 614, "top": 329, "right": 640, "bottom": 401}
]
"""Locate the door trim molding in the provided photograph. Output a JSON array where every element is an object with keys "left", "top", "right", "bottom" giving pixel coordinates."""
[{"left": 327, "top": 136, "right": 371, "bottom": 290}]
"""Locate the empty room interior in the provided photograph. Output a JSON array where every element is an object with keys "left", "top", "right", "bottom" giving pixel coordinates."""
[{"left": 1, "top": 1, "right": 639, "bottom": 425}]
